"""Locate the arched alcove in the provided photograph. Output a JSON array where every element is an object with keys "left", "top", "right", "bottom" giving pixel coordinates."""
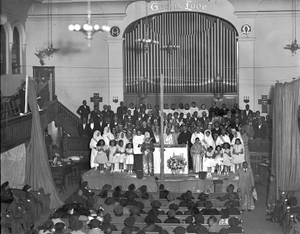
[{"left": 123, "top": 11, "right": 238, "bottom": 105}]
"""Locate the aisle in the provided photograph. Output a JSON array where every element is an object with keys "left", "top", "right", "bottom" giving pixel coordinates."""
[{"left": 241, "top": 183, "right": 283, "bottom": 234}]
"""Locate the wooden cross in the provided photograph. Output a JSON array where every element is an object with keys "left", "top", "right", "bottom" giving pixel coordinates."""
[
  {"left": 258, "top": 95, "right": 271, "bottom": 113},
  {"left": 90, "top": 93, "right": 102, "bottom": 109}
]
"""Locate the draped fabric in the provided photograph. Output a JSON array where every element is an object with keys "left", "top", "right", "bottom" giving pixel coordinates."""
[
  {"left": 25, "top": 79, "right": 63, "bottom": 209},
  {"left": 271, "top": 79, "right": 300, "bottom": 194}
]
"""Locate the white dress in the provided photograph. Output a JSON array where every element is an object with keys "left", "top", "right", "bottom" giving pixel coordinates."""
[
  {"left": 222, "top": 149, "right": 233, "bottom": 166},
  {"left": 203, "top": 151, "right": 216, "bottom": 168},
  {"left": 94, "top": 145, "right": 108, "bottom": 164},
  {"left": 125, "top": 148, "right": 134, "bottom": 164},
  {"left": 232, "top": 144, "right": 245, "bottom": 164},
  {"left": 115, "top": 145, "right": 126, "bottom": 163},
  {"left": 89, "top": 130, "right": 102, "bottom": 168},
  {"left": 108, "top": 146, "right": 117, "bottom": 163}
]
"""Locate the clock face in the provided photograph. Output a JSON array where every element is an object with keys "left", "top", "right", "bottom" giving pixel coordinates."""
[
  {"left": 110, "top": 26, "right": 121, "bottom": 37},
  {"left": 241, "top": 24, "right": 251, "bottom": 35}
]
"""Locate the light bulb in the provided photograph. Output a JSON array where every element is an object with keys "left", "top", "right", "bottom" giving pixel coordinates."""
[
  {"left": 93, "top": 24, "right": 100, "bottom": 31},
  {"left": 68, "top": 25, "right": 74, "bottom": 31},
  {"left": 101, "top": 25, "right": 110, "bottom": 32},
  {"left": 83, "top": 24, "right": 90, "bottom": 31},
  {"left": 74, "top": 24, "right": 81, "bottom": 31}
]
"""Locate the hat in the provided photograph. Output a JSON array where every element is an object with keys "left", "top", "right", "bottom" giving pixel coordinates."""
[
  {"left": 185, "top": 216, "right": 193, "bottom": 224},
  {"left": 169, "top": 203, "right": 179, "bottom": 211},
  {"left": 288, "top": 197, "right": 298, "bottom": 207},
  {"left": 151, "top": 200, "right": 162, "bottom": 208},
  {"left": 220, "top": 208, "right": 230, "bottom": 219},
  {"left": 139, "top": 185, "right": 147, "bottom": 193},
  {"left": 103, "top": 184, "right": 112, "bottom": 191},
  {"left": 228, "top": 217, "right": 240, "bottom": 227},
  {"left": 42, "top": 220, "right": 54, "bottom": 231},
  {"left": 103, "top": 213, "right": 112, "bottom": 223},
  {"left": 124, "top": 216, "right": 135, "bottom": 227},
  {"left": 198, "top": 192, "right": 207, "bottom": 201},
  {"left": 204, "top": 201, "right": 213, "bottom": 209},
  {"left": 81, "top": 181, "right": 88, "bottom": 187},
  {"left": 88, "top": 219, "right": 101, "bottom": 228},
  {"left": 104, "top": 197, "right": 116, "bottom": 206},
  {"left": 194, "top": 214, "right": 204, "bottom": 224},
  {"left": 130, "top": 206, "right": 140, "bottom": 215},
  {"left": 144, "top": 132, "right": 150, "bottom": 139},
  {"left": 173, "top": 226, "right": 186, "bottom": 234},
  {"left": 167, "top": 193, "right": 176, "bottom": 201},
  {"left": 114, "top": 205, "right": 123, "bottom": 216},
  {"left": 128, "top": 184, "right": 136, "bottom": 191},
  {"left": 167, "top": 209, "right": 176, "bottom": 218},
  {"left": 1, "top": 181, "right": 9, "bottom": 189},
  {"left": 122, "top": 227, "right": 132, "bottom": 234},
  {"left": 54, "top": 222, "right": 65, "bottom": 231},
  {"left": 137, "top": 231, "right": 146, "bottom": 234},
  {"left": 70, "top": 220, "right": 83, "bottom": 231},
  {"left": 120, "top": 199, "right": 128, "bottom": 207},
  {"left": 160, "top": 229, "right": 169, "bottom": 234},
  {"left": 22, "top": 184, "right": 31, "bottom": 192}
]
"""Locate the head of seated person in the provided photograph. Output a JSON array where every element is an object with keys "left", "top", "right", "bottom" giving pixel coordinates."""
[
  {"left": 204, "top": 201, "right": 213, "bottom": 209},
  {"left": 198, "top": 192, "right": 207, "bottom": 202},
  {"left": 142, "top": 192, "right": 149, "bottom": 200},
  {"left": 194, "top": 214, "right": 205, "bottom": 224},
  {"left": 114, "top": 204, "right": 124, "bottom": 217}
]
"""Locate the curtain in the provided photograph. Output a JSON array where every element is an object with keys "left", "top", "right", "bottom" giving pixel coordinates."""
[
  {"left": 25, "top": 78, "right": 63, "bottom": 209},
  {"left": 1, "top": 144, "right": 26, "bottom": 189},
  {"left": 271, "top": 79, "right": 300, "bottom": 194}
]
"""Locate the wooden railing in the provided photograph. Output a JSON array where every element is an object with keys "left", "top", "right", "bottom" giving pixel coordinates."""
[
  {"left": 1, "top": 100, "right": 81, "bottom": 153},
  {"left": 1, "top": 101, "right": 57, "bottom": 153}
]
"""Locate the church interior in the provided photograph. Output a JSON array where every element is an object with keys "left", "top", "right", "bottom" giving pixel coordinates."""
[{"left": 1, "top": 0, "right": 300, "bottom": 234}]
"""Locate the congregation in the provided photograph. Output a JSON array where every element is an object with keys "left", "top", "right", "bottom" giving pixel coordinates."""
[{"left": 76, "top": 100, "right": 271, "bottom": 176}]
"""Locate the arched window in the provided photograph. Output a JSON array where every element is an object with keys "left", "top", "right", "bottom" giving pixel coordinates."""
[
  {"left": 0, "top": 25, "right": 6, "bottom": 75},
  {"left": 12, "top": 27, "right": 21, "bottom": 74}
]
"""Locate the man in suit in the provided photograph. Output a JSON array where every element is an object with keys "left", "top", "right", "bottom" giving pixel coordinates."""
[
  {"left": 218, "top": 103, "right": 229, "bottom": 117},
  {"left": 244, "top": 104, "right": 253, "bottom": 118},
  {"left": 78, "top": 118, "right": 89, "bottom": 138},
  {"left": 88, "top": 118, "right": 99, "bottom": 137},
  {"left": 90, "top": 105, "right": 101, "bottom": 124},
  {"left": 229, "top": 161, "right": 254, "bottom": 211},
  {"left": 98, "top": 116, "right": 106, "bottom": 135},
  {"left": 253, "top": 119, "right": 267, "bottom": 139},
  {"left": 117, "top": 101, "right": 127, "bottom": 120},
  {"left": 209, "top": 101, "right": 220, "bottom": 118},
  {"left": 199, "top": 111, "right": 209, "bottom": 126},
  {"left": 45, "top": 130, "right": 53, "bottom": 159},
  {"left": 19, "top": 82, "right": 26, "bottom": 113},
  {"left": 76, "top": 100, "right": 90, "bottom": 120}
]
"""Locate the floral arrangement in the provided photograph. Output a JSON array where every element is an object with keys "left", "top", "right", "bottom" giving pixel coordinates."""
[{"left": 167, "top": 153, "right": 187, "bottom": 172}]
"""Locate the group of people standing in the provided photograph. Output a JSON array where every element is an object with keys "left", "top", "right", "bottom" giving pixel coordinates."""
[{"left": 75, "top": 99, "right": 271, "bottom": 176}]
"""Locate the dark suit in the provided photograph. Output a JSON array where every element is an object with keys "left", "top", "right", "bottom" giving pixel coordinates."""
[
  {"left": 19, "top": 88, "right": 26, "bottom": 113},
  {"left": 117, "top": 106, "right": 127, "bottom": 120},
  {"left": 219, "top": 108, "right": 229, "bottom": 117},
  {"left": 209, "top": 106, "right": 220, "bottom": 117},
  {"left": 76, "top": 105, "right": 90, "bottom": 120},
  {"left": 78, "top": 123, "right": 89, "bottom": 137},
  {"left": 90, "top": 110, "right": 101, "bottom": 123},
  {"left": 253, "top": 124, "right": 267, "bottom": 139},
  {"left": 88, "top": 122, "right": 100, "bottom": 137},
  {"left": 98, "top": 121, "right": 106, "bottom": 135},
  {"left": 199, "top": 117, "right": 209, "bottom": 125},
  {"left": 244, "top": 109, "right": 253, "bottom": 117}
]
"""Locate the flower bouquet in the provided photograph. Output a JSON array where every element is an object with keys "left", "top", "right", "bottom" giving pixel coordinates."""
[{"left": 167, "top": 153, "right": 187, "bottom": 174}]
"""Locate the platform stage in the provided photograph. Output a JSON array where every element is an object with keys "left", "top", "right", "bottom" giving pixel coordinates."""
[{"left": 82, "top": 170, "right": 238, "bottom": 193}]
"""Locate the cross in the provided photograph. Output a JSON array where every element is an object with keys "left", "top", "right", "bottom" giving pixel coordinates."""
[
  {"left": 90, "top": 93, "right": 102, "bottom": 109},
  {"left": 258, "top": 95, "right": 271, "bottom": 113}
]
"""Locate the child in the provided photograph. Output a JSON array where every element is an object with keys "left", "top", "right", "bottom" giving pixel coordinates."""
[
  {"left": 115, "top": 140, "right": 126, "bottom": 172},
  {"left": 232, "top": 138, "right": 245, "bottom": 172},
  {"left": 108, "top": 140, "right": 117, "bottom": 173},
  {"left": 207, "top": 215, "right": 222, "bottom": 233},
  {"left": 266, "top": 174, "right": 276, "bottom": 215},
  {"left": 222, "top": 142, "right": 232, "bottom": 175},
  {"left": 125, "top": 143, "right": 134, "bottom": 174},
  {"left": 214, "top": 145, "right": 223, "bottom": 175},
  {"left": 94, "top": 139, "right": 108, "bottom": 174},
  {"left": 203, "top": 146, "right": 215, "bottom": 177}
]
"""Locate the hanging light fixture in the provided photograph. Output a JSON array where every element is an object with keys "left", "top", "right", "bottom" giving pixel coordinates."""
[
  {"left": 68, "top": 1, "right": 110, "bottom": 47},
  {"left": 35, "top": 0, "right": 59, "bottom": 65},
  {"left": 284, "top": 0, "right": 299, "bottom": 54},
  {"left": 136, "top": 1, "right": 159, "bottom": 52}
]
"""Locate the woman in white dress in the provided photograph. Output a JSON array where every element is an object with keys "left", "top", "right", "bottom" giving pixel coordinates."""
[
  {"left": 89, "top": 130, "right": 102, "bottom": 169},
  {"left": 202, "top": 130, "right": 215, "bottom": 150},
  {"left": 231, "top": 138, "right": 245, "bottom": 172},
  {"left": 190, "top": 138, "right": 206, "bottom": 173},
  {"left": 102, "top": 126, "right": 114, "bottom": 146}
]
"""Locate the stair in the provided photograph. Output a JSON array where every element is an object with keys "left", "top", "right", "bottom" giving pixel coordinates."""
[{"left": 55, "top": 101, "right": 80, "bottom": 137}]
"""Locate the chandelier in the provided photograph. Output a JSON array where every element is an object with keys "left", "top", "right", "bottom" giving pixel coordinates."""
[
  {"left": 284, "top": 0, "right": 299, "bottom": 54},
  {"left": 68, "top": 1, "right": 110, "bottom": 47},
  {"left": 35, "top": 0, "right": 59, "bottom": 66},
  {"left": 136, "top": 2, "right": 159, "bottom": 52}
]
